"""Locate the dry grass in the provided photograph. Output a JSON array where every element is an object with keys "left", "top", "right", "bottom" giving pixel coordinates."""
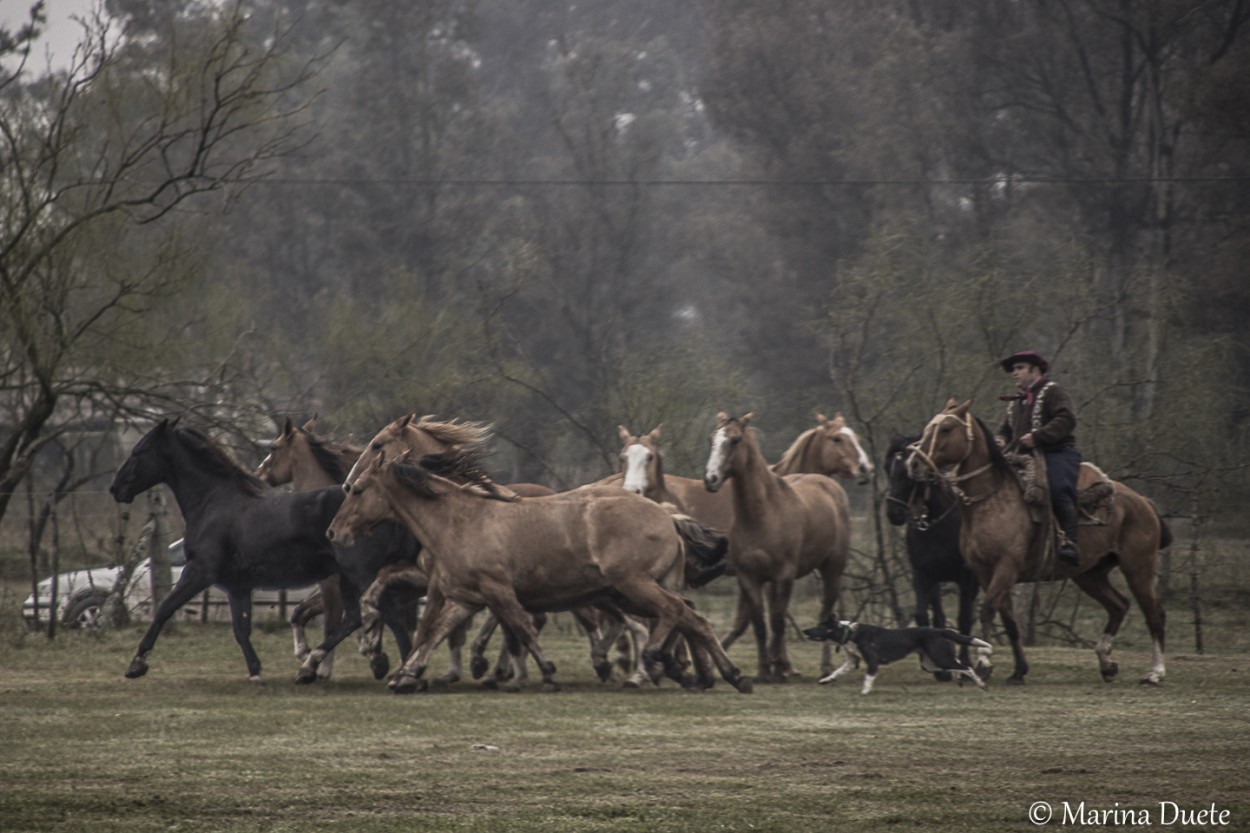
[{"left": 1, "top": 600, "right": 1246, "bottom": 833}]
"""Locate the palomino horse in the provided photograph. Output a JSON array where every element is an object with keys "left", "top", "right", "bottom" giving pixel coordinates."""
[
  {"left": 329, "top": 447, "right": 753, "bottom": 694},
  {"left": 257, "top": 416, "right": 423, "bottom": 681},
  {"left": 703, "top": 413, "right": 851, "bottom": 682},
  {"left": 109, "top": 420, "right": 352, "bottom": 681},
  {"left": 619, "top": 414, "right": 870, "bottom": 664},
  {"left": 906, "top": 400, "right": 1169, "bottom": 685},
  {"left": 884, "top": 433, "right": 981, "bottom": 678}
]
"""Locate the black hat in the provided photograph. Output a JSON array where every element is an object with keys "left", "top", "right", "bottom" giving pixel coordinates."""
[{"left": 1000, "top": 350, "right": 1049, "bottom": 374}]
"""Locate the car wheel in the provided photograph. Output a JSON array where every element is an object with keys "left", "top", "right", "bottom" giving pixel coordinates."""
[{"left": 63, "top": 592, "right": 108, "bottom": 629}]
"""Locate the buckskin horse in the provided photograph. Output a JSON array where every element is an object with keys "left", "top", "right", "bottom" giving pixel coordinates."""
[
  {"left": 109, "top": 419, "right": 353, "bottom": 681},
  {"left": 906, "top": 400, "right": 1170, "bottom": 685},
  {"left": 329, "top": 447, "right": 753, "bottom": 694},
  {"left": 884, "top": 432, "right": 982, "bottom": 679},
  {"left": 702, "top": 412, "right": 851, "bottom": 682}
]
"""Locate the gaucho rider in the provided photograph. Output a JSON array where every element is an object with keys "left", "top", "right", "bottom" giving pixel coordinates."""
[{"left": 996, "top": 351, "right": 1082, "bottom": 567}]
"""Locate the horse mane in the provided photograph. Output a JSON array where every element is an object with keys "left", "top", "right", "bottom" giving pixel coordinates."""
[
  {"left": 412, "top": 416, "right": 492, "bottom": 449},
  {"left": 175, "top": 427, "right": 269, "bottom": 496},
  {"left": 773, "top": 427, "right": 819, "bottom": 474},
  {"left": 390, "top": 448, "right": 519, "bottom": 502},
  {"left": 973, "top": 415, "right": 1012, "bottom": 470},
  {"left": 305, "top": 433, "right": 361, "bottom": 482},
  {"left": 885, "top": 433, "right": 919, "bottom": 460}
]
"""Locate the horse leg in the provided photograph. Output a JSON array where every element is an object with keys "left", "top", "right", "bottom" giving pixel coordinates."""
[
  {"left": 469, "top": 612, "right": 499, "bottom": 680},
  {"left": 477, "top": 582, "right": 559, "bottom": 693},
  {"left": 1120, "top": 558, "right": 1167, "bottom": 685},
  {"left": 956, "top": 572, "right": 980, "bottom": 670},
  {"left": 436, "top": 617, "right": 468, "bottom": 685},
  {"left": 125, "top": 568, "right": 214, "bottom": 679},
  {"left": 570, "top": 606, "right": 613, "bottom": 682},
  {"left": 984, "top": 569, "right": 1028, "bottom": 684},
  {"left": 669, "top": 594, "right": 751, "bottom": 694},
  {"left": 730, "top": 575, "right": 773, "bottom": 683},
  {"left": 296, "top": 577, "right": 365, "bottom": 685},
  {"left": 816, "top": 561, "right": 842, "bottom": 678},
  {"left": 616, "top": 613, "right": 654, "bottom": 688},
  {"left": 766, "top": 578, "right": 795, "bottom": 681},
  {"left": 313, "top": 576, "right": 344, "bottom": 681},
  {"left": 1071, "top": 567, "right": 1131, "bottom": 683},
  {"left": 390, "top": 589, "right": 479, "bottom": 694},
  {"left": 289, "top": 589, "right": 323, "bottom": 660},
  {"left": 913, "top": 574, "right": 952, "bottom": 682},
  {"left": 224, "top": 591, "right": 266, "bottom": 682},
  {"left": 975, "top": 599, "right": 996, "bottom": 679},
  {"left": 719, "top": 588, "right": 751, "bottom": 652}
]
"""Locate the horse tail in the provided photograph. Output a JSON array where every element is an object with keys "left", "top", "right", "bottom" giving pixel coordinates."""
[
  {"left": 663, "top": 505, "right": 728, "bottom": 588},
  {"left": 1148, "top": 499, "right": 1174, "bottom": 550}
]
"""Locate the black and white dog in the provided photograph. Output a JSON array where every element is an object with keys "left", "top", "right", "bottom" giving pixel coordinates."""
[{"left": 802, "top": 617, "right": 992, "bottom": 695}]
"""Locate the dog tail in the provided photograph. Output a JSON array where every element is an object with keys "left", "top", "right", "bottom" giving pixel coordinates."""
[{"left": 940, "top": 629, "right": 993, "bottom": 654}]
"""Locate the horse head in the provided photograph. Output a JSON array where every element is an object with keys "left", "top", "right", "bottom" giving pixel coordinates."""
[
  {"left": 703, "top": 411, "right": 753, "bottom": 492},
  {"left": 346, "top": 413, "right": 491, "bottom": 490},
  {"left": 814, "top": 412, "right": 874, "bottom": 485},
  {"left": 884, "top": 432, "right": 922, "bottom": 527},
  {"left": 110, "top": 418, "right": 179, "bottom": 503},
  {"left": 906, "top": 400, "right": 979, "bottom": 482},
  {"left": 256, "top": 416, "right": 303, "bottom": 486},
  {"left": 618, "top": 424, "right": 662, "bottom": 496}
]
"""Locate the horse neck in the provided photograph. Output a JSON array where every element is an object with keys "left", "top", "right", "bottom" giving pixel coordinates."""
[
  {"left": 162, "top": 449, "right": 251, "bottom": 523},
  {"left": 377, "top": 477, "right": 469, "bottom": 555},
  {"left": 728, "top": 436, "right": 781, "bottom": 522},
  {"left": 947, "top": 428, "right": 1012, "bottom": 517},
  {"left": 290, "top": 453, "right": 340, "bottom": 490}
]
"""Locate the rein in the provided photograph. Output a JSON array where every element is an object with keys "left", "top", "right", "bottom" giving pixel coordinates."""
[{"left": 908, "top": 412, "right": 1002, "bottom": 507}]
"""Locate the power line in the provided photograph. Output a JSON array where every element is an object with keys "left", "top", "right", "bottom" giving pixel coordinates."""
[{"left": 250, "top": 175, "right": 1250, "bottom": 187}]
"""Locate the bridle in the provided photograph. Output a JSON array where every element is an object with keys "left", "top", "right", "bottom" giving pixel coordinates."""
[
  {"left": 906, "top": 411, "right": 999, "bottom": 506},
  {"left": 885, "top": 451, "right": 957, "bottom": 531}
]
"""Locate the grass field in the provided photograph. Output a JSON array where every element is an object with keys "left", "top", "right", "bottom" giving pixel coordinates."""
[{"left": 1, "top": 588, "right": 1247, "bottom": 833}]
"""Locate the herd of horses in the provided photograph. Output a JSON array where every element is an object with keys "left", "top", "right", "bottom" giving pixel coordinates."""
[{"left": 106, "top": 400, "right": 1171, "bottom": 694}]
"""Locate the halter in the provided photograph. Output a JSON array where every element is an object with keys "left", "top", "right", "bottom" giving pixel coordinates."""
[{"left": 907, "top": 411, "right": 998, "bottom": 506}]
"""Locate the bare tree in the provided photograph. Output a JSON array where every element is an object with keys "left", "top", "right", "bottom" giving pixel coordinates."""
[{"left": 0, "top": 1, "right": 326, "bottom": 527}]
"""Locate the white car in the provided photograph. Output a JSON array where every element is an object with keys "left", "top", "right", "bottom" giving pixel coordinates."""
[{"left": 22, "top": 540, "right": 318, "bottom": 628}]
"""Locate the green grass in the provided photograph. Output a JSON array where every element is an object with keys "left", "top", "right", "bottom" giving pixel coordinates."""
[{"left": 1, "top": 604, "right": 1247, "bottom": 833}]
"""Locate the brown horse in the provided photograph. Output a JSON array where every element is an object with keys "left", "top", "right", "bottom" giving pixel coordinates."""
[
  {"left": 619, "top": 414, "right": 869, "bottom": 663},
  {"left": 289, "top": 414, "right": 509, "bottom": 683},
  {"left": 702, "top": 413, "right": 851, "bottom": 682},
  {"left": 256, "top": 416, "right": 353, "bottom": 675},
  {"left": 906, "top": 400, "right": 1169, "bottom": 685},
  {"left": 329, "top": 447, "right": 753, "bottom": 694},
  {"left": 341, "top": 414, "right": 627, "bottom": 688}
]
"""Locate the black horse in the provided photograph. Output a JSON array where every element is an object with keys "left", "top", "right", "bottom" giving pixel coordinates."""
[
  {"left": 109, "top": 419, "right": 374, "bottom": 682},
  {"left": 883, "top": 433, "right": 982, "bottom": 678}
]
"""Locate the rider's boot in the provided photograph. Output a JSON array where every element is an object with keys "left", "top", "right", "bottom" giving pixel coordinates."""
[{"left": 1053, "top": 499, "right": 1082, "bottom": 566}]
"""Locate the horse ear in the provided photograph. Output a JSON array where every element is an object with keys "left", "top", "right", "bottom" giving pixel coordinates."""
[
  {"left": 648, "top": 424, "right": 662, "bottom": 441},
  {"left": 944, "top": 397, "right": 960, "bottom": 410},
  {"left": 618, "top": 425, "right": 632, "bottom": 444},
  {"left": 282, "top": 417, "right": 295, "bottom": 436},
  {"left": 955, "top": 399, "right": 973, "bottom": 414},
  {"left": 302, "top": 414, "right": 318, "bottom": 432},
  {"left": 399, "top": 413, "right": 414, "bottom": 429},
  {"left": 715, "top": 411, "right": 730, "bottom": 425},
  {"left": 814, "top": 411, "right": 828, "bottom": 423},
  {"left": 741, "top": 412, "right": 754, "bottom": 426}
]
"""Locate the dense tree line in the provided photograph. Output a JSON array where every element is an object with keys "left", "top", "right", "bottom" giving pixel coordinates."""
[{"left": 3, "top": 0, "right": 1248, "bottom": 560}]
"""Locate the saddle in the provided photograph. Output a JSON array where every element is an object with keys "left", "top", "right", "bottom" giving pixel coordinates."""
[{"left": 1004, "top": 452, "right": 1115, "bottom": 524}]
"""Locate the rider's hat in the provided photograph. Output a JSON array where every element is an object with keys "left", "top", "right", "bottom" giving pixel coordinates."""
[{"left": 1000, "top": 350, "right": 1049, "bottom": 374}]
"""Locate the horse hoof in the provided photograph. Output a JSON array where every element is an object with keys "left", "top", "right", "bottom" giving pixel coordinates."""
[
  {"left": 434, "top": 671, "right": 461, "bottom": 685},
  {"left": 248, "top": 675, "right": 264, "bottom": 684},
  {"left": 390, "top": 674, "right": 421, "bottom": 694},
  {"left": 294, "top": 667, "right": 318, "bottom": 685},
  {"left": 1139, "top": 676, "right": 1162, "bottom": 687},
  {"left": 1005, "top": 675, "right": 1026, "bottom": 686},
  {"left": 934, "top": 671, "right": 953, "bottom": 683},
  {"left": 593, "top": 661, "right": 613, "bottom": 682},
  {"left": 541, "top": 682, "right": 561, "bottom": 693},
  {"left": 125, "top": 659, "right": 149, "bottom": 679},
  {"left": 734, "top": 676, "right": 754, "bottom": 694},
  {"left": 370, "top": 654, "right": 390, "bottom": 680},
  {"left": 976, "top": 665, "right": 993, "bottom": 681},
  {"left": 1101, "top": 662, "right": 1120, "bottom": 682},
  {"left": 470, "top": 656, "right": 490, "bottom": 680}
]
